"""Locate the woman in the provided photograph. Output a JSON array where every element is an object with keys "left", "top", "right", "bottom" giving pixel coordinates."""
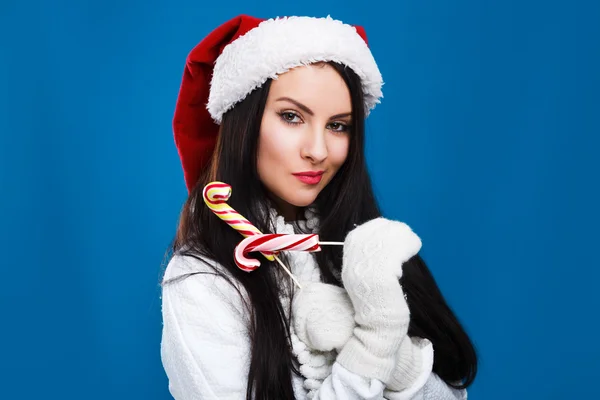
[{"left": 161, "top": 14, "right": 477, "bottom": 399}]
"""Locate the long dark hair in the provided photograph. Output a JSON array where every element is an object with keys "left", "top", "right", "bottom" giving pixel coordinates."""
[{"left": 165, "top": 62, "right": 477, "bottom": 399}]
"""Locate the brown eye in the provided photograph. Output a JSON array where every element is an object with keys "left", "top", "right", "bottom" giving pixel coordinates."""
[
  {"left": 327, "top": 122, "right": 349, "bottom": 133},
  {"left": 279, "top": 111, "right": 302, "bottom": 124}
]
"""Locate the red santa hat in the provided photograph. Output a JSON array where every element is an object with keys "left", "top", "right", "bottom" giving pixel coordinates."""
[{"left": 173, "top": 14, "right": 383, "bottom": 193}]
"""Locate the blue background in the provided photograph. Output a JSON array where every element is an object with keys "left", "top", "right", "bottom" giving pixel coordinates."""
[{"left": 1, "top": 0, "right": 598, "bottom": 398}]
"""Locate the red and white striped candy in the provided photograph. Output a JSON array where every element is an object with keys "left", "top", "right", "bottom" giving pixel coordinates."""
[
  {"left": 203, "top": 181, "right": 274, "bottom": 261},
  {"left": 234, "top": 234, "right": 321, "bottom": 272}
]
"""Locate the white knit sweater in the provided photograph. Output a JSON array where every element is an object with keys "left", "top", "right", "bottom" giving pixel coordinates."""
[{"left": 160, "top": 209, "right": 468, "bottom": 399}]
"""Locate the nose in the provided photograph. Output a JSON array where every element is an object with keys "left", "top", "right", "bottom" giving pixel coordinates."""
[{"left": 301, "top": 127, "right": 328, "bottom": 164}]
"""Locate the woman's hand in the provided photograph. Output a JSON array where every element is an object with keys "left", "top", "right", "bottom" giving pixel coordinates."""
[
  {"left": 292, "top": 282, "right": 355, "bottom": 352},
  {"left": 337, "top": 217, "right": 422, "bottom": 384}
]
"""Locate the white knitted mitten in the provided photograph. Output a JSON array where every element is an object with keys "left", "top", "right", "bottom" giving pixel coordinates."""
[
  {"left": 292, "top": 280, "right": 430, "bottom": 391},
  {"left": 292, "top": 282, "right": 355, "bottom": 352},
  {"left": 337, "top": 217, "right": 422, "bottom": 384}
]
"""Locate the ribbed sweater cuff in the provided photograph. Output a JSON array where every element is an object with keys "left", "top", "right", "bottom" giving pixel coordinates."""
[
  {"left": 386, "top": 337, "right": 425, "bottom": 391},
  {"left": 336, "top": 332, "right": 401, "bottom": 384}
]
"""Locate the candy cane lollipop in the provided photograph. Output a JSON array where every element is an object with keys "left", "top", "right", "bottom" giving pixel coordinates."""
[
  {"left": 235, "top": 233, "right": 343, "bottom": 272},
  {"left": 203, "top": 182, "right": 305, "bottom": 287},
  {"left": 204, "top": 182, "right": 342, "bottom": 288},
  {"left": 203, "top": 182, "right": 274, "bottom": 261},
  {"left": 235, "top": 234, "right": 320, "bottom": 272}
]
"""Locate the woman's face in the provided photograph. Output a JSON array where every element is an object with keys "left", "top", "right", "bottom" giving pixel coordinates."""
[{"left": 257, "top": 63, "right": 352, "bottom": 220}]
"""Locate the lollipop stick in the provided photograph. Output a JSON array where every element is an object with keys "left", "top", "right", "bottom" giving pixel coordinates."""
[
  {"left": 274, "top": 255, "right": 302, "bottom": 289},
  {"left": 273, "top": 242, "right": 341, "bottom": 289}
]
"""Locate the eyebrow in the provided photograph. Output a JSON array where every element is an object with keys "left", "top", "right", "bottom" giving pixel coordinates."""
[{"left": 275, "top": 97, "right": 352, "bottom": 120}]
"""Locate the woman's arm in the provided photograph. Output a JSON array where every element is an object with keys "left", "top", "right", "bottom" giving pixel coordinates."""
[
  {"left": 385, "top": 373, "right": 468, "bottom": 400},
  {"left": 306, "top": 340, "right": 435, "bottom": 399},
  {"left": 293, "top": 282, "right": 434, "bottom": 399},
  {"left": 295, "top": 218, "right": 468, "bottom": 400},
  {"left": 305, "top": 325, "right": 465, "bottom": 400},
  {"left": 160, "top": 255, "right": 251, "bottom": 400},
  {"left": 292, "top": 282, "right": 467, "bottom": 400}
]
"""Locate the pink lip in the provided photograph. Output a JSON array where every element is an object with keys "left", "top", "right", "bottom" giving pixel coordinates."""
[{"left": 293, "top": 171, "right": 324, "bottom": 185}]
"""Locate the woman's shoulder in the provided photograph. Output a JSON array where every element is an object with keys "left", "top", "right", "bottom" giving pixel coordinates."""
[
  {"left": 162, "top": 252, "right": 221, "bottom": 284},
  {"left": 160, "top": 253, "right": 252, "bottom": 388},
  {"left": 161, "top": 252, "right": 249, "bottom": 317}
]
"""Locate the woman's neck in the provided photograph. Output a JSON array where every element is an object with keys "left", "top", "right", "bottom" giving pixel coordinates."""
[
  {"left": 267, "top": 193, "right": 303, "bottom": 222},
  {"left": 279, "top": 203, "right": 303, "bottom": 222}
]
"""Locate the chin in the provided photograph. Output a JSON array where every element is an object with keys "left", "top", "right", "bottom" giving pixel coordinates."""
[
  {"left": 281, "top": 190, "right": 319, "bottom": 208},
  {"left": 285, "top": 196, "right": 317, "bottom": 208}
]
